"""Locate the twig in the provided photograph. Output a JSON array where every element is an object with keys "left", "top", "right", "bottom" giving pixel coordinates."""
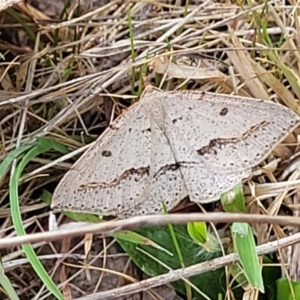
[{"left": 1, "top": 212, "right": 300, "bottom": 249}]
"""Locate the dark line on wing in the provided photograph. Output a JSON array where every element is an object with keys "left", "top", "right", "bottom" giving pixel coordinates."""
[
  {"left": 78, "top": 167, "right": 150, "bottom": 190},
  {"left": 197, "top": 120, "right": 269, "bottom": 156},
  {"left": 153, "top": 161, "right": 198, "bottom": 178},
  {"left": 78, "top": 161, "right": 199, "bottom": 190}
]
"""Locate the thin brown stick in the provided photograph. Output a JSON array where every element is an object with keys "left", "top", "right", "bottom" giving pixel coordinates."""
[{"left": 1, "top": 212, "right": 300, "bottom": 249}]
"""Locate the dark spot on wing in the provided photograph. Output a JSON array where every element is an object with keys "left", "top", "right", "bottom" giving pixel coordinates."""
[
  {"left": 200, "top": 91, "right": 206, "bottom": 100},
  {"left": 172, "top": 116, "right": 183, "bottom": 124},
  {"left": 102, "top": 150, "right": 112, "bottom": 157},
  {"left": 219, "top": 107, "right": 228, "bottom": 116},
  {"left": 142, "top": 128, "right": 151, "bottom": 133}
]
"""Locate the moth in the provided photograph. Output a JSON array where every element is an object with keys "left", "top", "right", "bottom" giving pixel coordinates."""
[{"left": 51, "top": 90, "right": 300, "bottom": 217}]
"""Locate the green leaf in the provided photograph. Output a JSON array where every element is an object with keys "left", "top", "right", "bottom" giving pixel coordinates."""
[
  {"left": 230, "top": 263, "right": 248, "bottom": 288},
  {"left": 41, "top": 189, "right": 53, "bottom": 206},
  {"left": 117, "top": 224, "right": 231, "bottom": 300},
  {"left": 221, "top": 182, "right": 245, "bottom": 213},
  {"left": 63, "top": 211, "right": 102, "bottom": 223},
  {"left": 232, "top": 223, "right": 264, "bottom": 293},
  {"left": 187, "top": 222, "right": 208, "bottom": 245},
  {"left": 187, "top": 222, "right": 220, "bottom": 253},
  {"left": 276, "top": 278, "right": 300, "bottom": 300},
  {"left": 114, "top": 231, "right": 172, "bottom": 255},
  {"left": 232, "top": 222, "right": 248, "bottom": 236},
  {"left": 262, "top": 256, "right": 281, "bottom": 299}
]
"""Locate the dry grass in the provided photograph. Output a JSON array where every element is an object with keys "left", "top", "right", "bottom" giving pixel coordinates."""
[{"left": 1, "top": 0, "right": 300, "bottom": 299}]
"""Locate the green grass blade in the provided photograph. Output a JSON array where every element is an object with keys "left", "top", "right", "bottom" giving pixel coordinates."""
[
  {"left": 10, "top": 138, "right": 68, "bottom": 300},
  {"left": 35, "top": 137, "right": 69, "bottom": 154},
  {"left": 221, "top": 184, "right": 264, "bottom": 291},
  {"left": 161, "top": 203, "right": 192, "bottom": 300},
  {"left": 6, "top": 8, "right": 43, "bottom": 48},
  {"left": 0, "top": 258, "right": 20, "bottom": 300},
  {"left": 232, "top": 222, "right": 264, "bottom": 292},
  {"left": 0, "top": 143, "right": 34, "bottom": 182},
  {"left": 128, "top": 7, "right": 136, "bottom": 94}
]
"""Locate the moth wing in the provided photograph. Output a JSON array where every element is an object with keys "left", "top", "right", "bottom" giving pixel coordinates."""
[
  {"left": 162, "top": 90, "right": 299, "bottom": 173},
  {"left": 52, "top": 103, "right": 153, "bottom": 217}
]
